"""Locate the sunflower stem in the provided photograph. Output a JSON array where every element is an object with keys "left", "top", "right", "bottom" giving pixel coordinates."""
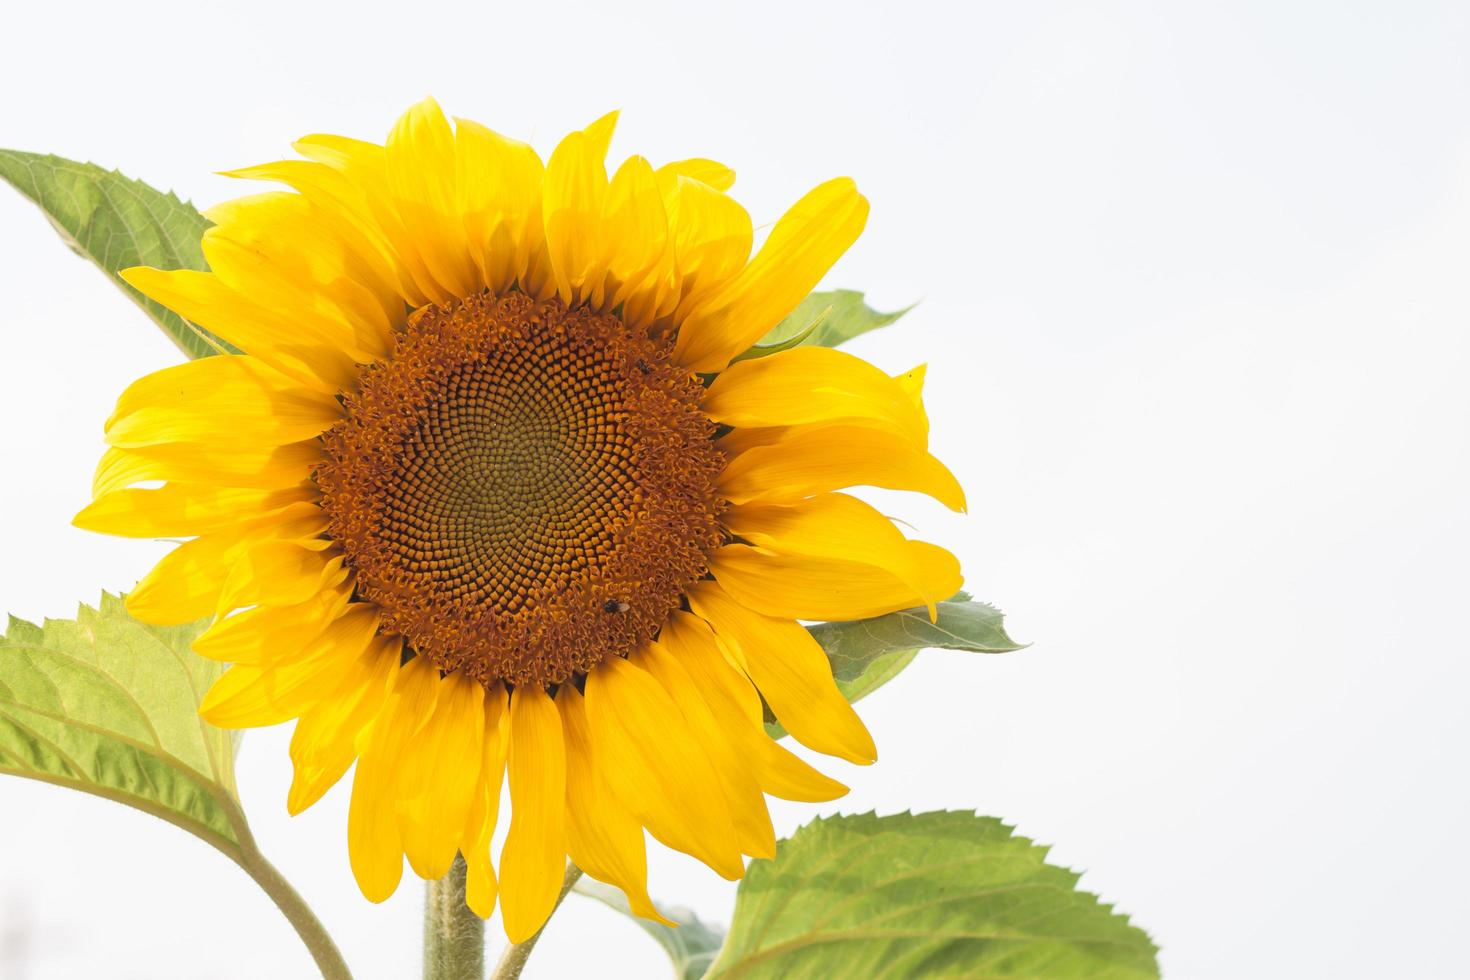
[
  {"left": 425, "top": 855, "right": 485, "bottom": 980},
  {"left": 234, "top": 844, "right": 352, "bottom": 980},
  {"left": 489, "top": 862, "right": 583, "bottom": 980}
]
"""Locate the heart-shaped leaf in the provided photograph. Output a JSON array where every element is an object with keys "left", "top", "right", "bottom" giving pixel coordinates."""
[
  {"left": 704, "top": 810, "right": 1159, "bottom": 979},
  {"left": 0, "top": 594, "right": 350, "bottom": 977},
  {"left": 0, "top": 593, "right": 241, "bottom": 847}
]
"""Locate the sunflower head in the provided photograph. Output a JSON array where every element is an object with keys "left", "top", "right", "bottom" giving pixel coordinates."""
[
  {"left": 76, "top": 98, "right": 965, "bottom": 942},
  {"left": 316, "top": 290, "right": 726, "bottom": 689}
]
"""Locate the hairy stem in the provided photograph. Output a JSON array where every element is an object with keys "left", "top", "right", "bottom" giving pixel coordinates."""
[
  {"left": 489, "top": 863, "right": 584, "bottom": 980},
  {"left": 234, "top": 846, "right": 352, "bottom": 980},
  {"left": 424, "top": 855, "right": 484, "bottom": 980}
]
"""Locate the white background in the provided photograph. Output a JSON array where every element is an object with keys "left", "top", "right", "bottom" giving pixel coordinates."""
[{"left": 2, "top": 1, "right": 1468, "bottom": 977}]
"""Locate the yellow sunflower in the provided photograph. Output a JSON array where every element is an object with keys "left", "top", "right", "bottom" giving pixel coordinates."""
[{"left": 74, "top": 98, "right": 965, "bottom": 942}]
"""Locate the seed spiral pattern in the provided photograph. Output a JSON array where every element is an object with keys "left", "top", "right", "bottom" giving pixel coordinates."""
[{"left": 317, "top": 292, "right": 725, "bottom": 687}]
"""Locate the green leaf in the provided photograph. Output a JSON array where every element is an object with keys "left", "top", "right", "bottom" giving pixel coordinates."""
[
  {"left": 827, "top": 647, "right": 919, "bottom": 705},
  {"left": 770, "top": 597, "right": 1025, "bottom": 738},
  {"left": 730, "top": 311, "right": 826, "bottom": 363},
  {"left": 813, "top": 595, "right": 1026, "bottom": 679},
  {"left": 574, "top": 878, "right": 727, "bottom": 980},
  {"left": 0, "top": 150, "right": 232, "bottom": 359},
  {"left": 0, "top": 598, "right": 351, "bottom": 974},
  {"left": 0, "top": 593, "right": 242, "bottom": 850},
  {"left": 749, "top": 290, "right": 912, "bottom": 354},
  {"left": 705, "top": 811, "right": 1159, "bottom": 980}
]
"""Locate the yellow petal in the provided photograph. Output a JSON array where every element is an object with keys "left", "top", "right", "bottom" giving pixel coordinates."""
[
  {"left": 201, "top": 192, "right": 398, "bottom": 360},
  {"left": 91, "top": 441, "right": 323, "bottom": 497},
  {"left": 398, "top": 670, "right": 486, "bottom": 880},
  {"left": 581, "top": 110, "right": 619, "bottom": 160},
  {"left": 499, "top": 685, "right": 567, "bottom": 943},
  {"left": 222, "top": 156, "right": 420, "bottom": 309},
  {"left": 722, "top": 493, "right": 963, "bottom": 618},
  {"left": 193, "top": 582, "right": 352, "bottom": 665},
  {"left": 542, "top": 113, "right": 618, "bottom": 307},
  {"left": 119, "top": 268, "right": 362, "bottom": 394},
  {"left": 718, "top": 424, "right": 967, "bottom": 512},
  {"left": 462, "top": 684, "right": 510, "bottom": 919},
  {"left": 673, "top": 177, "right": 868, "bottom": 372},
  {"left": 105, "top": 352, "right": 300, "bottom": 426},
  {"left": 703, "top": 346, "right": 927, "bottom": 444},
  {"left": 203, "top": 184, "right": 403, "bottom": 324},
  {"left": 349, "top": 656, "right": 441, "bottom": 903},
  {"left": 198, "top": 603, "right": 381, "bottom": 728},
  {"left": 624, "top": 171, "right": 751, "bottom": 329},
  {"left": 599, "top": 155, "right": 670, "bottom": 312},
  {"left": 657, "top": 176, "right": 753, "bottom": 319},
  {"left": 104, "top": 353, "right": 343, "bottom": 450},
  {"left": 655, "top": 158, "right": 736, "bottom": 192},
  {"left": 558, "top": 684, "right": 672, "bottom": 925},
  {"left": 894, "top": 363, "right": 927, "bottom": 404},
  {"left": 584, "top": 655, "right": 745, "bottom": 880},
  {"left": 454, "top": 118, "right": 546, "bottom": 295},
  {"left": 687, "top": 581, "right": 876, "bottom": 766},
  {"left": 659, "top": 612, "right": 847, "bottom": 803},
  {"left": 711, "top": 542, "right": 960, "bottom": 622},
  {"left": 287, "top": 634, "right": 400, "bottom": 814},
  {"left": 74, "top": 484, "right": 313, "bottom": 538},
  {"left": 294, "top": 132, "right": 448, "bottom": 307},
  {"left": 386, "top": 97, "right": 480, "bottom": 300},
  {"left": 633, "top": 641, "right": 776, "bottom": 860},
  {"left": 711, "top": 358, "right": 934, "bottom": 462},
  {"left": 214, "top": 541, "right": 346, "bottom": 616},
  {"left": 125, "top": 503, "right": 327, "bottom": 625}
]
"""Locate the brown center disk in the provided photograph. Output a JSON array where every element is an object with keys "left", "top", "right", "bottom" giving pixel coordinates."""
[{"left": 316, "top": 292, "right": 725, "bottom": 688}]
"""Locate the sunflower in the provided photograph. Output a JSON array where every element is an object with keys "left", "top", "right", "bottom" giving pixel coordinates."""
[{"left": 74, "top": 99, "right": 965, "bottom": 942}]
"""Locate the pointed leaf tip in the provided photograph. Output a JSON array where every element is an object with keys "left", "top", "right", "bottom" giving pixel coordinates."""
[{"left": 0, "top": 149, "right": 235, "bottom": 359}]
